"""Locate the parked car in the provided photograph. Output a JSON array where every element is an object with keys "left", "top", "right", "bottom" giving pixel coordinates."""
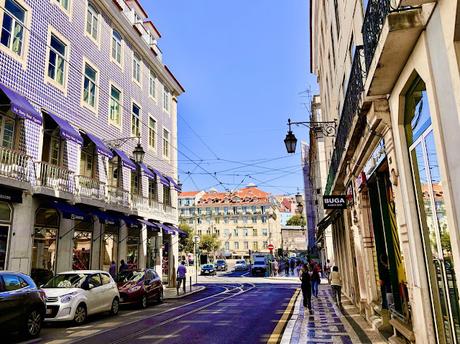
[
  {"left": 214, "top": 259, "right": 228, "bottom": 271},
  {"left": 31, "top": 268, "right": 54, "bottom": 288},
  {"left": 42, "top": 270, "right": 120, "bottom": 324},
  {"left": 117, "top": 269, "right": 163, "bottom": 308},
  {"left": 251, "top": 261, "right": 268, "bottom": 276},
  {"left": 0, "top": 272, "right": 46, "bottom": 338},
  {"left": 234, "top": 260, "right": 248, "bottom": 271},
  {"left": 201, "top": 264, "right": 216, "bottom": 275}
]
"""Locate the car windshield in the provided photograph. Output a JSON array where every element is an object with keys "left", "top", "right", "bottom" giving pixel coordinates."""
[
  {"left": 253, "top": 262, "right": 265, "bottom": 266},
  {"left": 203, "top": 265, "right": 213, "bottom": 269},
  {"left": 43, "top": 273, "right": 87, "bottom": 288},
  {"left": 216, "top": 260, "right": 225, "bottom": 264},
  {"left": 118, "top": 271, "right": 144, "bottom": 282},
  {"left": 236, "top": 260, "right": 246, "bottom": 264}
]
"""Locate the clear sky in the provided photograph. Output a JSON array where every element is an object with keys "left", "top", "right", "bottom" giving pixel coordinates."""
[{"left": 143, "top": 0, "right": 318, "bottom": 195}]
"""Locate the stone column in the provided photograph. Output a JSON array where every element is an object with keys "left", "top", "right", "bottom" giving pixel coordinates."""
[
  {"left": 56, "top": 218, "right": 74, "bottom": 272},
  {"left": 91, "top": 217, "right": 102, "bottom": 270},
  {"left": 138, "top": 224, "right": 147, "bottom": 269},
  {"left": 118, "top": 221, "right": 128, "bottom": 264}
]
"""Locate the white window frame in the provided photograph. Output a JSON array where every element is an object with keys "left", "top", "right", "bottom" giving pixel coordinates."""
[
  {"left": 110, "top": 28, "right": 123, "bottom": 68},
  {"left": 163, "top": 86, "right": 170, "bottom": 113},
  {"left": 132, "top": 52, "right": 142, "bottom": 86},
  {"left": 148, "top": 114, "right": 157, "bottom": 150},
  {"left": 85, "top": 1, "right": 100, "bottom": 46},
  {"left": 45, "top": 26, "right": 70, "bottom": 94},
  {"left": 50, "top": 0, "right": 72, "bottom": 17},
  {"left": 108, "top": 82, "right": 122, "bottom": 129},
  {"left": 162, "top": 127, "right": 170, "bottom": 159},
  {"left": 131, "top": 100, "right": 141, "bottom": 137},
  {"left": 149, "top": 69, "right": 156, "bottom": 100},
  {"left": 81, "top": 58, "right": 99, "bottom": 114},
  {"left": 0, "top": 0, "right": 31, "bottom": 67}
]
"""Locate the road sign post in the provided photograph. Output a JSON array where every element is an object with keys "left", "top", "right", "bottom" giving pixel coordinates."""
[{"left": 193, "top": 236, "right": 201, "bottom": 284}]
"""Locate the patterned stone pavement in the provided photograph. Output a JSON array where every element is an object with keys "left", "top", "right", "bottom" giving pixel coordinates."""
[{"left": 281, "top": 286, "right": 388, "bottom": 344}]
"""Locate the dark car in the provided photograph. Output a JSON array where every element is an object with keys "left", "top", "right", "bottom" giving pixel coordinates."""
[
  {"left": 251, "top": 261, "right": 267, "bottom": 276},
  {"left": 214, "top": 259, "right": 228, "bottom": 271},
  {"left": 201, "top": 264, "right": 216, "bottom": 276},
  {"left": 0, "top": 272, "right": 46, "bottom": 338},
  {"left": 117, "top": 269, "right": 163, "bottom": 308}
]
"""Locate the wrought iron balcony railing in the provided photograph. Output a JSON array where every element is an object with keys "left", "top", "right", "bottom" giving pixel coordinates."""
[
  {"left": 35, "top": 161, "right": 74, "bottom": 193},
  {"left": 0, "top": 146, "right": 31, "bottom": 182},
  {"left": 107, "top": 185, "right": 130, "bottom": 207},
  {"left": 75, "top": 175, "right": 106, "bottom": 201},
  {"left": 362, "top": 0, "right": 391, "bottom": 71},
  {"left": 325, "top": 47, "right": 366, "bottom": 194}
]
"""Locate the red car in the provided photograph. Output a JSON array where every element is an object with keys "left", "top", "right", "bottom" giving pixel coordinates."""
[{"left": 117, "top": 269, "right": 163, "bottom": 308}]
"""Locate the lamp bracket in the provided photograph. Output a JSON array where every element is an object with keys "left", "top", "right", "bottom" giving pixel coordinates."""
[
  {"left": 104, "top": 136, "right": 140, "bottom": 149},
  {"left": 287, "top": 118, "right": 337, "bottom": 137}
]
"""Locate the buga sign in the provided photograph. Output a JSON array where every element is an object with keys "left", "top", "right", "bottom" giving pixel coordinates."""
[{"left": 323, "top": 195, "right": 347, "bottom": 209}]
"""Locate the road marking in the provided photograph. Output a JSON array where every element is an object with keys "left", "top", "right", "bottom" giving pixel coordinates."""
[{"left": 267, "top": 288, "right": 300, "bottom": 344}]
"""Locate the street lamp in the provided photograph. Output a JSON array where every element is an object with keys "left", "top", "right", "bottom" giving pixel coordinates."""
[
  {"left": 284, "top": 127, "right": 297, "bottom": 154},
  {"left": 133, "top": 140, "right": 145, "bottom": 164},
  {"left": 284, "top": 118, "right": 337, "bottom": 154}
]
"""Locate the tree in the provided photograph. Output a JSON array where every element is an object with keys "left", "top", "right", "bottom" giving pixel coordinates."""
[
  {"left": 200, "top": 234, "right": 220, "bottom": 254},
  {"left": 286, "top": 214, "right": 306, "bottom": 226},
  {"left": 178, "top": 223, "right": 194, "bottom": 254}
]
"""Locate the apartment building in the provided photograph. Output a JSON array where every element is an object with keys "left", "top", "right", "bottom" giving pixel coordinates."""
[
  {"left": 179, "top": 185, "right": 281, "bottom": 259},
  {"left": 310, "top": 0, "right": 460, "bottom": 343},
  {"left": 0, "top": 0, "right": 184, "bottom": 285}
]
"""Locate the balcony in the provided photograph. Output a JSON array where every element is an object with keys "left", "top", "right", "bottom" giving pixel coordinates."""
[
  {"left": 34, "top": 161, "right": 75, "bottom": 196},
  {"left": 131, "top": 194, "right": 150, "bottom": 214},
  {"left": 107, "top": 185, "right": 130, "bottom": 208},
  {"left": 75, "top": 175, "right": 106, "bottom": 205},
  {"left": 363, "top": 0, "right": 433, "bottom": 96},
  {"left": 325, "top": 47, "right": 367, "bottom": 195},
  {"left": 0, "top": 146, "right": 32, "bottom": 188}
]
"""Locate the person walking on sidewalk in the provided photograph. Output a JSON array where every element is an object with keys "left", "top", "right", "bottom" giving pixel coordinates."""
[
  {"left": 311, "top": 263, "right": 321, "bottom": 297},
  {"left": 300, "top": 263, "right": 313, "bottom": 314},
  {"left": 330, "top": 266, "right": 342, "bottom": 307},
  {"left": 177, "top": 261, "right": 187, "bottom": 295},
  {"left": 285, "top": 258, "right": 290, "bottom": 276}
]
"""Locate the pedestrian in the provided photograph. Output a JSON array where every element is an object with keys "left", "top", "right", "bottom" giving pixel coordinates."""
[
  {"left": 295, "top": 261, "right": 302, "bottom": 277},
  {"left": 119, "top": 259, "right": 128, "bottom": 273},
  {"left": 177, "top": 261, "right": 187, "bottom": 295},
  {"left": 311, "top": 263, "right": 321, "bottom": 297},
  {"left": 324, "top": 259, "right": 331, "bottom": 279},
  {"left": 330, "top": 266, "right": 342, "bottom": 307},
  {"left": 300, "top": 263, "right": 312, "bottom": 314},
  {"left": 290, "top": 259, "right": 295, "bottom": 274},
  {"left": 109, "top": 260, "right": 117, "bottom": 279},
  {"left": 285, "top": 258, "right": 290, "bottom": 276},
  {"left": 274, "top": 259, "right": 279, "bottom": 276}
]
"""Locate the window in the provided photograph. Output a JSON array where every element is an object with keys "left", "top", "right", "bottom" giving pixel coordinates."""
[
  {"left": 100, "top": 273, "right": 111, "bottom": 285},
  {"left": 109, "top": 85, "right": 121, "bottom": 126},
  {"left": 0, "top": 115, "right": 15, "bottom": 149},
  {"left": 233, "top": 228, "right": 238, "bottom": 237},
  {"left": 252, "top": 216, "right": 257, "bottom": 224},
  {"left": 234, "top": 242, "right": 239, "bottom": 250},
  {"left": 148, "top": 116, "right": 156, "bottom": 148},
  {"left": 47, "top": 33, "right": 67, "bottom": 86},
  {"left": 88, "top": 273, "right": 101, "bottom": 287},
  {"left": 206, "top": 208, "right": 211, "bottom": 215},
  {"left": 149, "top": 70, "right": 156, "bottom": 98},
  {"left": 253, "top": 229, "right": 257, "bottom": 236},
  {"left": 111, "top": 30, "right": 122, "bottom": 65},
  {"left": 261, "top": 216, "right": 267, "bottom": 224},
  {"left": 131, "top": 102, "right": 140, "bottom": 137},
  {"left": 233, "top": 218, "right": 238, "bottom": 224},
  {"left": 2, "top": 274, "right": 24, "bottom": 291},
  {"left": 225, "top": 242, "right": 229, "bottom": 251},
  {"left": 83, "top": 62, "right": 97, "bottom": 108},
  {"left": 132, "top": 53, "right": 141, "bottom": 84},
  {"left": 253, "top": 242, "right": 258, "bottom": 251},
  {"left": 131, "top": 170, "right": 139, "bottom": 195},
  {"left": 263, "top": 241, "right": 268, "bottom": 249},
  {"left": 57, "top": 0, "right": 69, "bottom": 11},
  {"left": 80, "top": 142, "right": 94, "bottom": 177},
  {"left": 242, "top": 216, "right": 248, "bottom": 224},
  {"left": 163, "top": 86, "right": 170, "bottom": 112},
  {"left": 1, "top": 0, "right": 26, "bottom": 56},
  {"left": 163, "top": 185, "right": 171, "bottom": 206},
  {"left": 163, "top": 128, "right": 169, "bottom": 158},
  {"left": 224, "top": 217, "right": 229, "bottom": 224},
  {"left": 86, "top": 3, "right": 98, "bottom": 41},
  {"left": 243, "top": 229, "right": 248, "bottom": 237},
  {"left": 262, "top": 228, "right": 268, "bottom": 236},
  {"left": 244, "top": 241, "right": 248, "bottom": 249}
]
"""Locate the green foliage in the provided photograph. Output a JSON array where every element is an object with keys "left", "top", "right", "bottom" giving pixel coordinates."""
[
  {"left": 286, "top": 214, "right": 306, "bottom": 226},
  {"left": 200, "top": 234, "right": 221, "bottom": 253},
  {"left": 179, "top": 223, "right": 195, "bottom": 254}
]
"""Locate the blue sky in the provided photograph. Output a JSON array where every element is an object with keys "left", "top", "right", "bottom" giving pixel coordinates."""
[{"left": 144, "top": 0, "right": 318, "bottom": 195}]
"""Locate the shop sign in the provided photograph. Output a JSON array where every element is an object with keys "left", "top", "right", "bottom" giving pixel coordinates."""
[
  {"left": 0, "top": 188, "right": 23, "bottom": 203},
  {"left": 364, "top": 139, "right": 386, "bottom": 178},
  {"left": 356, "top": 172, "right": 367, "bottom": 190},
  {"left": 323, "top": 195, "right": 347, "bottom": 209}
]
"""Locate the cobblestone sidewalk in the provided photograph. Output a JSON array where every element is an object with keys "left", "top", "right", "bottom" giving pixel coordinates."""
[{"left": 281, "top": 286, "right": 388, "bottom": 344}]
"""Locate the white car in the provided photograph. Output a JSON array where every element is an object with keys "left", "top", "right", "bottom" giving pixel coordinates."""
[
  {"left": 42, "top": 270, "right": 120, "bottom": 324},
  {"left": 234, "top": 260, "right": 248, "bottom": 271}
]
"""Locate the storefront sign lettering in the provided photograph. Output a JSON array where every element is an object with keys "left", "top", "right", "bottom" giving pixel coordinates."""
[{"left": 323, "top": 195, "right": 347, "bottom": 209}]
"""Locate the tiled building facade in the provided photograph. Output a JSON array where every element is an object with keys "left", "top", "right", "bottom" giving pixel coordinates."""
[
  {"left": 0, "top": 0, "right": 183, "bottom": 285},
  {"left": 179, "top": 186, "right": 281, "bottom": 259}
]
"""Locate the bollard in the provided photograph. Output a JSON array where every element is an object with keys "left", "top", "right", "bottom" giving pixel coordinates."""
[{"left": 190, "top": 276, "right": 192, "bottom": 292}]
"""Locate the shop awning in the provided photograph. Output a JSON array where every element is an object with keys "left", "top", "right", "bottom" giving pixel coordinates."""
[
  {"left": 48, "top": 201, "right": 91, "bottom": 222},
  {"left": 121, "top": 216, "right": 141, "bottom": 228},
  {"left": 151, "top": 168, "right": 170, "bottom": 186},
  {"left": 84, "top": 132, "right": 113, "bottom": 159},
  {"left": 161, "top": 223, "right": 176, "bottom": 235},
  {"left": 0, "top": 187, "right": 23, "bottom": 203},
  {"left": 0, "top": 83, "right": 42, "bottom": 125},
  {"left": 139, "top": 163, "right": 156, "bottom": 180},
  {"left": 92, "top": 210, "right": 119, "bottom": 225},
  {"left": 165, "top": 176, "right": 181, "bottom": 192},
  {"left": 316, "top": 209, "right": 341, "bottom": 240},
  {"left": 175, "top": 227, "right": 188, "bottom": 237},
  {"left": 45, "top": 111, "right": 83, "bottom": 145},
  {"left": 112, "top": 148, "right": 137, "bottom": 171},
  {"left": 138, "top": 219, "right": 160, "bottom": 232}
]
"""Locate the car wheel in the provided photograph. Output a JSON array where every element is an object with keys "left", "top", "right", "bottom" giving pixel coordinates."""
[
  {"left": 157, "top": 290, "right": 164, "bottom": 303},
  {"left": 140, "top": 295, "right": 148, "bottom": 309},
  {"left": 24, "top": 309, "right": 42, "bottom": 338},
  {"left": 110, "top": 298, "right": 119, "bottom": 316},
  {"left": 74, "top": 304, "right": 87, "bottom": 325}
]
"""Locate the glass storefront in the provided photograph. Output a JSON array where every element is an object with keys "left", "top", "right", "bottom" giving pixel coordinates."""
[
  {"left": 72, "top": 221, "right": 92, "bottom": 270},
  {"left": 126, "top": 227, "right": 139, "bottom": 269},
  {"left": 0, "top": 202, "right": 12, "bottom": 270},
  {"left": 406, "top": 77, "right": 460, "bottom": 343},
  {"left": 146, "top": 231, "right": 159, "bottom": 269},
  {"left": 101, "top": 224, "right": 119, "bottom": 273}
]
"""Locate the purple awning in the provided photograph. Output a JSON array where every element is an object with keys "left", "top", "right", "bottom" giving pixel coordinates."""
[
  {"left": 138, "top": 219, "right": 160, "bottom": 232},
  {"left": 45, "top": 112, "right": 83, "bottom": 145},
  {"left": 151, "top": 168, "right": 169, "bottom": 186},
  {"left": 0, "top": 84, "right": 42, "bottom": 125},
  {"left": 165, "top": 176, "right": 181, "bottom": 192},
  {"left": 139, "top": 163, "right": 156, "bottom": 180},
  {"left": 85, "top": 132, "right": 113, "bottom": 159},
  {"left": 112, "top": 148, "right": 137, "bottom": 171},
  {"left": 161, "top": 223, "right": 176, "bottom": 235}
]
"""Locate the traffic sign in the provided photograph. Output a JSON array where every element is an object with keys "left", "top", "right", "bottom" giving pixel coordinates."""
[
  {"left": 268, "top": 244, "right": 274, "bottom": 250},
  {"left": 193, "top": 235, "right": 200, "bottom": 244}
]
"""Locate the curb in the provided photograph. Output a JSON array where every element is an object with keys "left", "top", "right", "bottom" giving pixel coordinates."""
[
  {"left": 164, "top": 285, "right": 206, "bottom": 299},
  {"left": 280, "top": 291, "right": 302, "bottom": 344}
]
